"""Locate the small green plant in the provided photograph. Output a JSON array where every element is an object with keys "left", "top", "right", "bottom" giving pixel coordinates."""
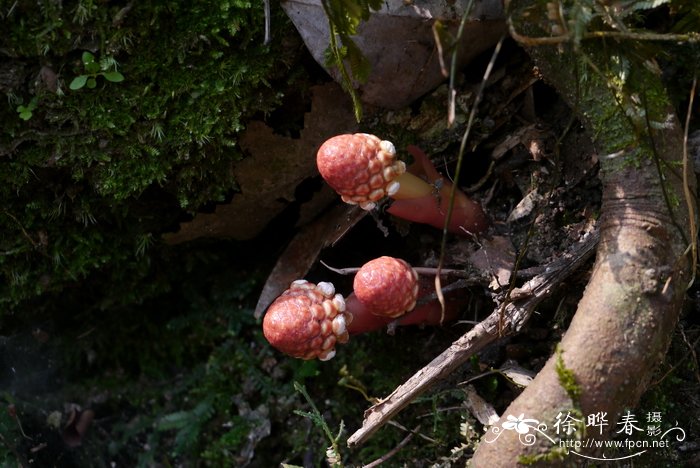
[
  {"left": 16, "top": 96, "right": 38, "bottom": 120},
  {"left": 292, "top": 382, "right": 345, "bottom": 468},
  {"left": 155, "top": 399, "right": 215, "bottom": 457},
  {"left": 321, "top": 0, "right": 382, "bottom": 121},
  {"left": 69, "top": 51, "right": 124, "bottom": 90}
]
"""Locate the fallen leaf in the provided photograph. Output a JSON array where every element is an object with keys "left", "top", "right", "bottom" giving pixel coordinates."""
[
  {"left": 233, "top": 396, "right": 271, "bottom": 465},
  {"left": 164, "top": 83, "right": 357, "bottom": 243},
  {"left": 499, "top": 360, "right": 536, "bottom": 387},
  {"left": 468, "top": 235, "right": 516, "bottom": 290},
  {"left": 254, "top": 203, "right": 366, "bottom": 319},
  {"left": 62, "top": 407, "right": 94, "bottom": 448},
  {"left": 463, "top": 385, "right": 499, "bottom": 426},
  {"left": 507, "top": 189, "right": 542, "bottom": 223}
]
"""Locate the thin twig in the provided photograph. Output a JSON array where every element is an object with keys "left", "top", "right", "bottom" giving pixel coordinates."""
[
  {"left": 447, "top": 0, "right": 476, "bottom": 127},
  {"left": 386, "top": 420, "right": 437, "bottom": 444},
  {"left": 436, "top": 36, "right": 506, "bottom": 320},
  {"left": 263, "top": 0, "right": 271, "bottom": 45},
  {"left": 679, "top": 325, "right": 700, "bottom": 386},
  {"left": 319, "top": 260, "right": 468, "bottom": 277},
  {"left": 2, "top": 209, "right": 38, "bottom": 248},
  {"left": 650, "top": 329, "right": 700, "bottom": 387},
  {"left": 509, "top": 21, "right": 700, "bottom": 46},
  {"left": 415, "top": 278, "right": 483, "bottom": 308},
  {"left": 8, "top": 406, "right": 32, "bottom": 440},
  {"left": 362, "top": 425, "right": 419, "bottom": 468},
  {"left": 682, "top": 76, "right": 698, "bottom": 287}
]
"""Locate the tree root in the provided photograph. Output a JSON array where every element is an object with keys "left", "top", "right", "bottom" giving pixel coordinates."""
[{"left": 469, "top": 1, "right": 696, "bottom": 465}]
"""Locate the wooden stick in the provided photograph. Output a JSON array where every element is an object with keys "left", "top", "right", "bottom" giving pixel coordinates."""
[{"left": 361, "top": 425, "right": 419, "bottom": 468}]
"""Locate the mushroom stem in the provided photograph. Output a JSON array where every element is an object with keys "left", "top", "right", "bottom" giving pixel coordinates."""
[
  {"left": 263, "top": 258, "right": 466, "bottom": 360},
  {"left": 342, "top": 294, "right": 391, "bottom": 334},
  {"left": 316, "top": 134, "right": 489, "bottom": 235},
  {"left": 344, "top": 291, "right": 461, "bottom": 335},
  {"left": 389, "top": 171, "right": 434, "bottom": 199},
  {"left": 387, "top": 190, "right": 488, "bottom": 235},
  {"left": 387, "top": 144, "right": 489, "bottom": 234}
]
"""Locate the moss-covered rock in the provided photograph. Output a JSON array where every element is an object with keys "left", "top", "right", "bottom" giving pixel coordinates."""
[{"left": 0, "top": 1, "right": 293, "bottom": 312}]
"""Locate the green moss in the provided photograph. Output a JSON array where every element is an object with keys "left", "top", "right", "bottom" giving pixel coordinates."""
[
  {"left": 518, "top": 446, "right": 569, "bottom": 465},
  {"left": 1, "top": 1, "right": 294, "bottom": 312},
  {"left": 555, "top": 347, "right": 582, "bottom": 404},
  {"left": 510, "top": 349, "right": 587, "bottom": 465}
]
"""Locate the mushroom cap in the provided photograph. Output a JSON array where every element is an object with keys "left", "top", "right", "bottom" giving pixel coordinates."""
[
  {"left": 316, "top": 133, "right": 406, "bottom": 210},
  {"left": 353, "top": 256, "right": 419, "bottom": 318},
  {"left": 262, "top": 280, "right": 351, "bottom": 361}
]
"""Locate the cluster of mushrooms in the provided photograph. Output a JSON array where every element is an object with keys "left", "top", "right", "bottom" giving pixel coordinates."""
[{"left": 262, "top": 133, "right": 489, "bottom": 360}]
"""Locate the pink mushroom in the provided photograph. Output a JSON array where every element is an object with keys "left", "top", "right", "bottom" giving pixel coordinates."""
[
  {"left": 352, "top": 256, "right": 419, "bottom": 318},
  {"left": 316, "top": 133, "right": 488, "bottom": 235},
  {"left": 262, "top": 257, "right": 462, "bottom": 360},
  {"left": 262, "top": 279, "right": 350, "bottom": 361}
]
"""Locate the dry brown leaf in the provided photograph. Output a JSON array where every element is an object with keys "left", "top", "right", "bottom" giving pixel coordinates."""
[
  {"left": 491, "top": 123, "right": 548, "bottom": 161},
  {"left": 499, "top": 360, "right": 536, "bottom": 387},
  {"left": 253, "top": 204, "right": 366, "bottom": 319},
  {"left": 62, "top": 408, "right": 94, "bottom": 448},
  {"left": 463, "top": 385, "right": 500, "bottom": 426},
  {"left": 507, "top": 189, "right": 543, "bottom": 223},
  {"left": 164, "top": 83, "right": 357, "bottom": 244},
  {"left": 468, "top": 235, "right": 516, "bottom": 290}
]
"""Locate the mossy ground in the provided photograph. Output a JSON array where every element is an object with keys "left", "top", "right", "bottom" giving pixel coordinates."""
[{"left": 1, "top": 0, "right": 292, "bottom": 310}]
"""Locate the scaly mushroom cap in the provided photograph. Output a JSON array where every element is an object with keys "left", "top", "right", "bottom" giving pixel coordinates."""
[
  {"left": 353, "top": 256, "right": 419, "bottom": 318},
  {"left": 263, "top": 280, "right": 351, "bottom": 361},
  {"left": 316, "top": 133, "right": 406, "bottom": 210}
]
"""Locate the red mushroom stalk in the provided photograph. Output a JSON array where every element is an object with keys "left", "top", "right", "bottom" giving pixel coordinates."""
[
  {"left": 316, "top": 133, "right": 488, "bottom": 235},
  {"left": 262, "top": 257, "right": 462, "bottom": 360}
]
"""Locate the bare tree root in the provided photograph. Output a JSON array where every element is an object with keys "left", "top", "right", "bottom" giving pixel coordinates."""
[
  {"left": 470, "top": 2, "right": 696, "bottom": 465},
  {"left": 347, "top": 230, "right": 599, "bottom": 447}
]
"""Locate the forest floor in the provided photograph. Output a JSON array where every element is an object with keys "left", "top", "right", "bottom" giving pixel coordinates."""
[{"left": 2, "top": 40, "right": 700, "bottom": 467}]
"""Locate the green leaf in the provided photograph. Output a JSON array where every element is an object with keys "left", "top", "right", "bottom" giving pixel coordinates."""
[
  {"left": 69, "top": 75, "right": 88, "bottom": 90},
  {"left": 85, "top": 61, "right": 101, "bottom": 74},
  {"left": 345, "top": 39, "right": 370, "bottom": 83},
  {"left": 19, "top": 110, "right": 32, "bottom": 121},
  {"left": 339, "top": 0, "right": 362, "bottom": 22},
  {"left": 569, "top": 2, "right": 593, "bottom": 47},
  {"left": 156, "top": 411, "right": 191, "bottom": 431},
  {"left": 81, "top": 51, "right": 95, "bottom": 64},
  {"left": 293, "top": 359, "right": 320, "bottom": 380},
  {"left": 102, "top": 71, "right": 125, "bottom": 82},
  {"left": 87, "top": 77, "right": 97, "bottom": 89}
]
